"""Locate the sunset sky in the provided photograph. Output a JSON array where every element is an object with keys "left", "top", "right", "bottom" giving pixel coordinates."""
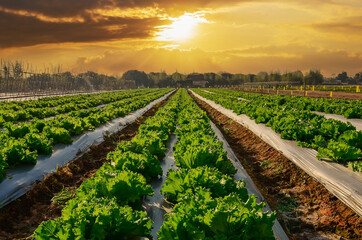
[{"left": 0, "top": 0, "right": 361, "bottom": 76}]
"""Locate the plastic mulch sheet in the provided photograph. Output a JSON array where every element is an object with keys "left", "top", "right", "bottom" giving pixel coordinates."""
[
  {"left": 210, "top": 121, "right": 289, "bottom": 240},
  {"left": 143, "top": 134, "right": 178, "bottom": 239},
  {"left": 143, "top": 128, "right": 288, "bottom": 240},
  {"left": 192, "top": 90, "right": 362, "bottom": 218},
  {"left": 0, "top": 90, "right": 118, "bottom": 102},
  {"left": 0, "top": 91, "right": 174, "bottom": 208},
  {"left": 201, "top": 89, "right": 250, "bottom": 102},
  {"left": 201, "top": 89, "right": 361, "bottom": 130}
]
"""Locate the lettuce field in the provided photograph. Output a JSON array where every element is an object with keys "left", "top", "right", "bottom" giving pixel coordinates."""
[{"left": 0, "top": 88, "right": 361, "bottom": 239}]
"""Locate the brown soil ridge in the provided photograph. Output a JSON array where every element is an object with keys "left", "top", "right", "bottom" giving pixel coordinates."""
[
  {"left": 191, "top": 92, "right": 362, "bottom": 240},
  {"left": 0, "top": 94, "right": 173, "bottom": 240},
  {"left": 223, "top": 87, "right": 362, "bottom": 100}
]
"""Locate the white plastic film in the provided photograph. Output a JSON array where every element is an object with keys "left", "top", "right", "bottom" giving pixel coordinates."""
[
  {"left": 191, "top": 90, "right": 362, "bottom": 217},
  {"left": 0, "top": 91, "right": 174, "bottom": 208}
]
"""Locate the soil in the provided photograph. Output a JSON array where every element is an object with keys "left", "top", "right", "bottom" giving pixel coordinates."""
[
  {"left": 225, "top": 87, "right": 362, "bottom": 100},
  {"left": 0, "top": 94, "right": 172, "bottom": 240},
  {"left": 191, "top": 92, "right": 362, "bottom": 240}
]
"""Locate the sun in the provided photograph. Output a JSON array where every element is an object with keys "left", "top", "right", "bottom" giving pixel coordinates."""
[{"left": 156, "top": 13, "right": 207, "bottom": 42}]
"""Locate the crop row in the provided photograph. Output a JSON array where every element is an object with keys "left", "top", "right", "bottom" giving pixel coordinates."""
[
  {"left": 193, "top": 89, "right": 362, "bottom": 172},
  {"left": 158, "top": 89, "right": 275, "bottom": 239},
  {"left": 33, "top": 89, "right": 276, "bottom": 239},
  {"left": 0, "top": 89, "right": 171, "bottom": 181},
  {"left": 0, "top": 89, "right": 156, "bottom": 125},
  {"left": 283, "top": 85, "right": 360, "bottom": 93},
  {"left": 34, "top": 88, "right": 180, "bottom": 239},
  {"left": 0, "top": 90, "right": 123, "bottom": 109},
  {"left": 208, "top": 88, "right": 362, "bottom": 119}
]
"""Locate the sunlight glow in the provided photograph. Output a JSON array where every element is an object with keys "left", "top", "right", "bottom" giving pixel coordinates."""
[{"left": 156, "top": 13, "right": 208, "bottom": 42}]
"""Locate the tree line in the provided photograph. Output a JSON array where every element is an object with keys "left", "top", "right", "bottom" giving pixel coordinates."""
[
  {"left": 122, "top": 69, "right": 362, "bottom": 88},
  {"left": 0, "top": 60, "right": 361, "bottom": 93}
]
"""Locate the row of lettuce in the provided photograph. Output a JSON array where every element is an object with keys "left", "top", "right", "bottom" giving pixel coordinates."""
[
  {"left": 0, "top": 89, "right": 154, "bottom": 126},
  {"left": 158, "top": 89, "right": 275, "bottom": 239},
  {"left": 208, "top": 88, "right": 362, "bottom": 119},
  {"left": 34, "top": 88, "right": 180, "bottom": 239},
  {"left": 34, "top": 89, "right": 276, "bottom": 239},
  {"left": 193, "top": 88, "right": 362, "bottom": 173},
  {"left": 0, "top": 89, "right": 171, "bottom": 181}
]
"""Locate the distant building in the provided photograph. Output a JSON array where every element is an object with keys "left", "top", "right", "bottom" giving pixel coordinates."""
[
  {"left": 187, "top": 74, "right": 208, "bottom": 87},
  {"left": 193, "top": 80, "right": 208, "bottom": 87}
]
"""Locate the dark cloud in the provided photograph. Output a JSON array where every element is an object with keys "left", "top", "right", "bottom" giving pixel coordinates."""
[
  {"left": 0, "top": 11, "right": 168, "bottom": 48},
  {"left": 0, "top": 0, "right": 243, "bottom": 17},
  {"left": 0, "top": 0, "right": 244, "bottom": 48},
  {"left": 0, "top": 0, "right": 117, "bottom": 17}
]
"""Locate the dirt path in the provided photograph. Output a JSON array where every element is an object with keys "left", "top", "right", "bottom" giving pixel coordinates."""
[
  {"left": 191, "top": 93, "right": 362, "bottom": 240},
  {"left": 0, "top": 94, "right": 172, "bottom": 240}
]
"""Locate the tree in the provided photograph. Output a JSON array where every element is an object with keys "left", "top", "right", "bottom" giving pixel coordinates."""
[
  {"left": 171, "top": 72, "right": 183, "bottom": 86},
  {"left": 248, "top": 74, "right": 256, "bottom": 83},
  {"left": 291, "top": 71, "right": 304, "bottom": 84},
  {"left": 231, "top": 74, "right": 244, "bottom": 85},
  {"left": 257, "top": 72, "right": 268, "bottom": 82},
  {"left": 122, "top": 70, "right": 151, "bottom": 87},
  {"left": 221, "top": 72, "right": 233, "bottom": 82},
  {"left": 204, "top": 72, "right": 217, "bottom": 86},
  {"left": 282, "top": 71, "right": 303, "bottom": 84},
  {"left": 304, "top": 70, "right": 323, "bottom": 85},
  {"left": 354, "top": 72, "right": 362, "bottom": 84},
  {"left": 336, "top": 71, "right": 348, "bottom": 83},
  {"left": 12, "top": 61, "right": 23, "bottom": 80},
  {"left": 269, "top": 72, "right": 281, "bottom": 82}
]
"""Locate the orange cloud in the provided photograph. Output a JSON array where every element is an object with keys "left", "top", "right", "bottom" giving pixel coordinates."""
[
  {"left": 310, "top": 16, "right": 362, "bottom": 37},
  {"left": 90, "top": 7, "right": 167, "bottom": 19}
]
